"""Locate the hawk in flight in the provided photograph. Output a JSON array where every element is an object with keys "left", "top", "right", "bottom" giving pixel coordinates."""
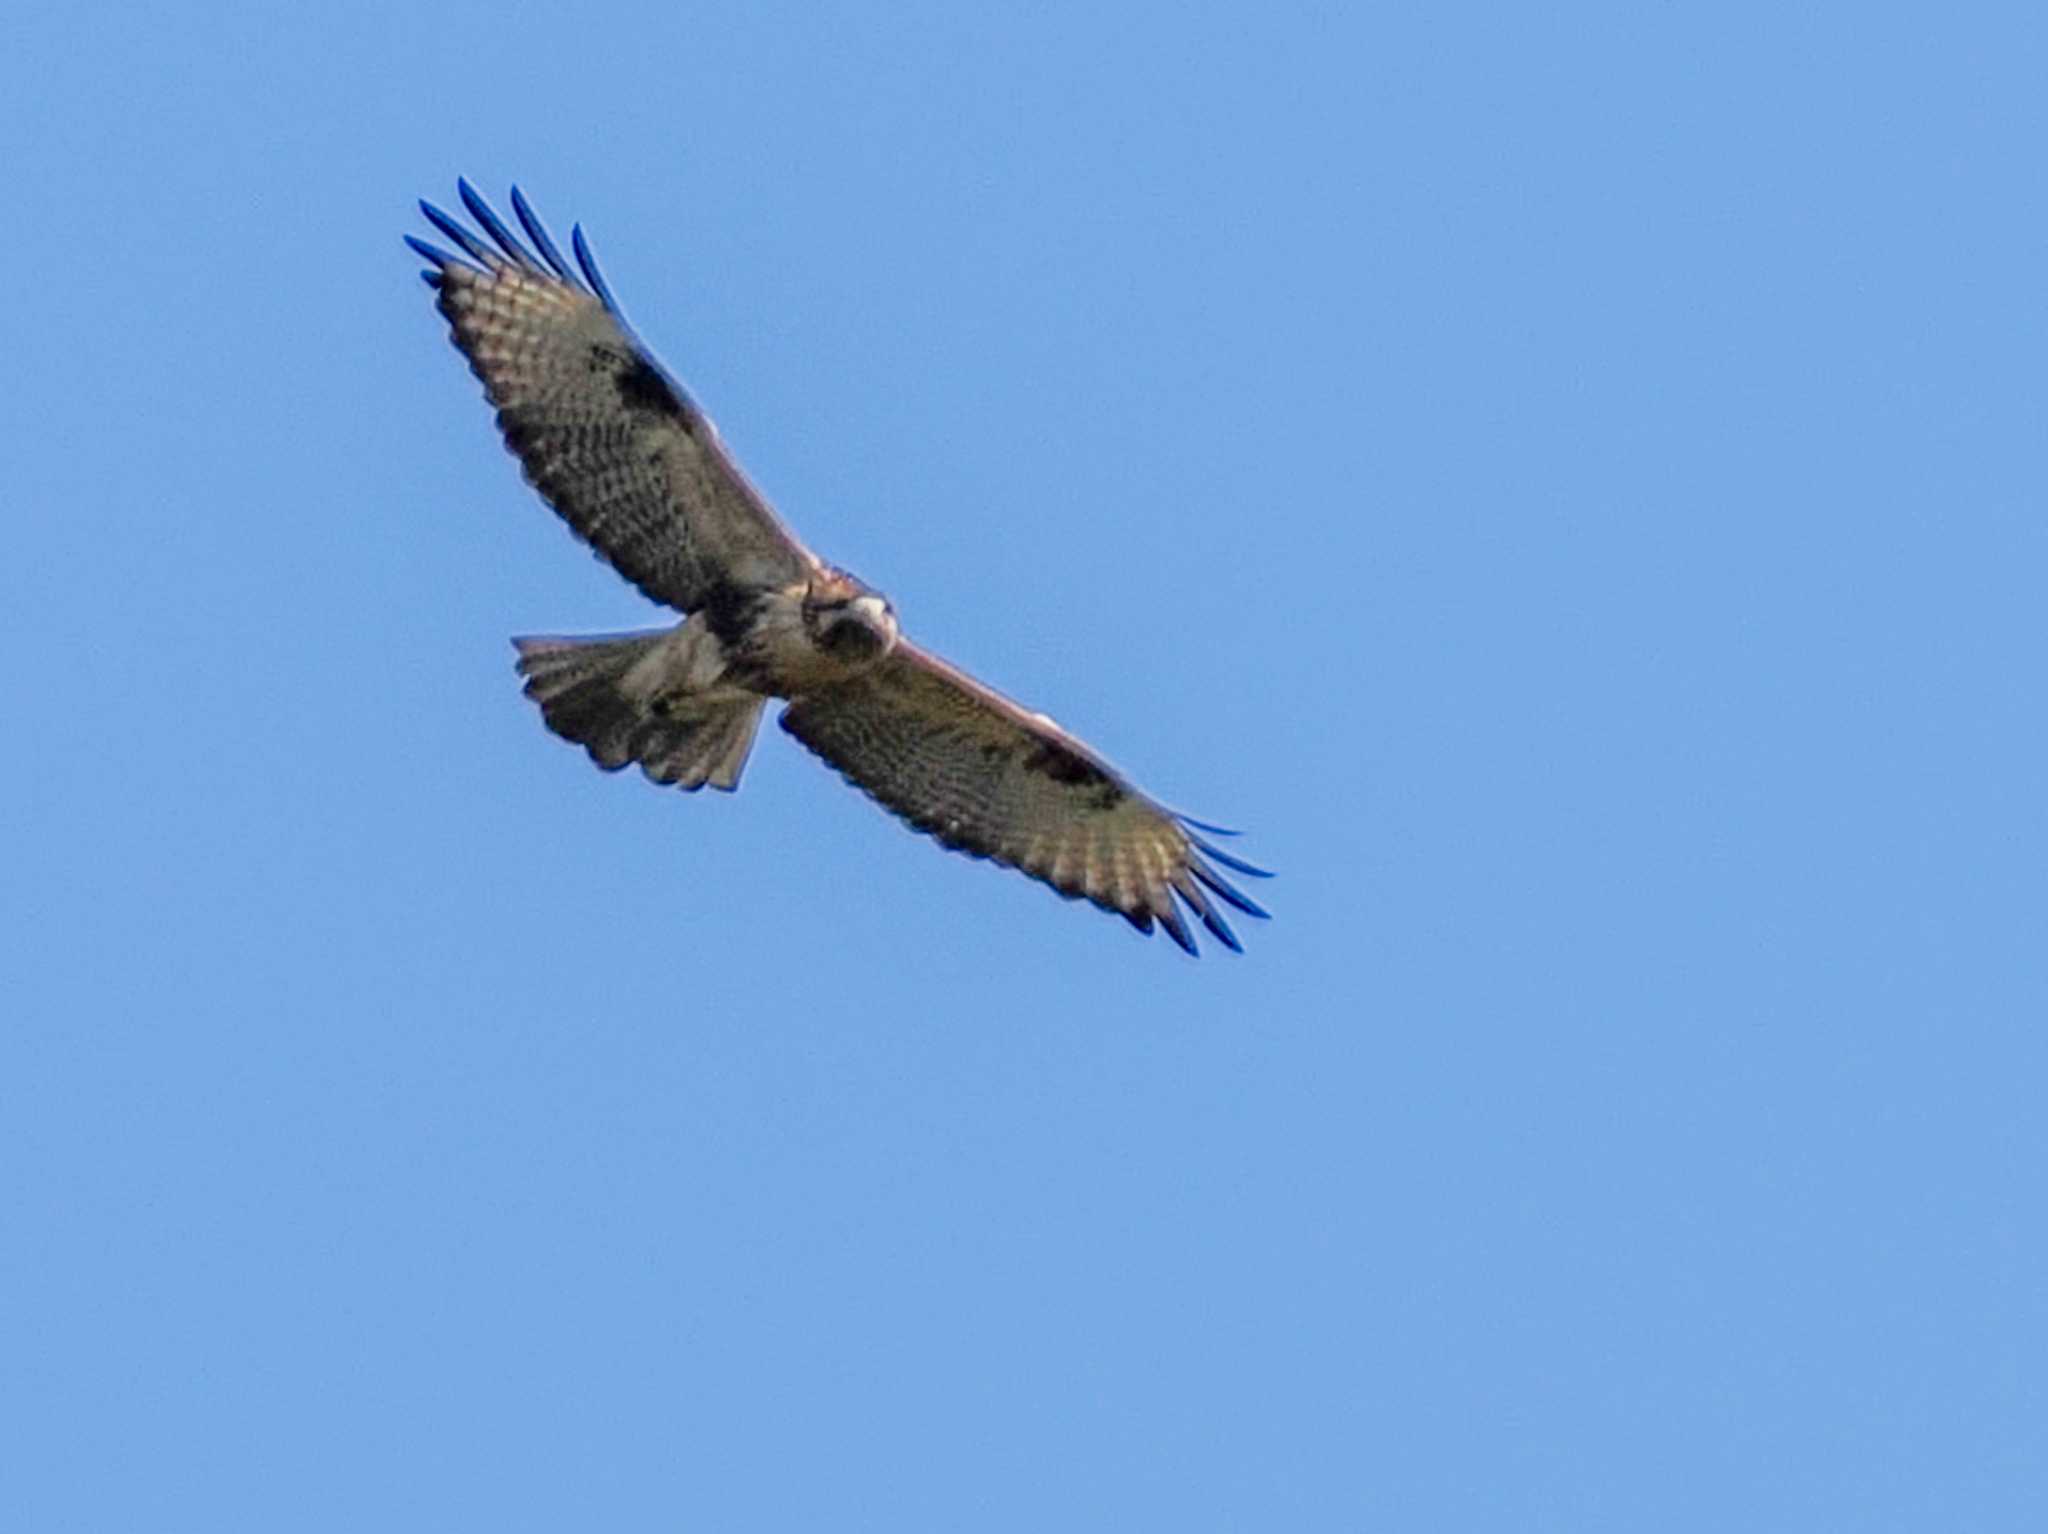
[{"left": 407, "top": 182, "right": 1270, "bottom": 954}]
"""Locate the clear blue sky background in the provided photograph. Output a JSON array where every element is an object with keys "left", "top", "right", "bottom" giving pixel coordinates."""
[{"left": 4, "top": 3, "right": 2041, "bottom": 1528}]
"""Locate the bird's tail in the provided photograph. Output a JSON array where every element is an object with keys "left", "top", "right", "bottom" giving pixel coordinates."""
[{"left": 513, "top": 631, "right": 764, "bottom": 791}]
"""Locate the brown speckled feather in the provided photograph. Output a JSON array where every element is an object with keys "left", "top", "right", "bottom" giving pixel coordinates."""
[
  {"left": 780, "top": 643, "right": 1263, "bottom": 951},
  {"left": 421, "top": 207, "right": 815, "bottom": 613}
]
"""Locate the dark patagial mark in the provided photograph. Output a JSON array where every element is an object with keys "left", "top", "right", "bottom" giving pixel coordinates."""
[
  {"left": 606, "top": 349, "right": 690, "bottom": 424},
  {"left": 1022, "top": 739, "right": 1113, "bottom": 790}
]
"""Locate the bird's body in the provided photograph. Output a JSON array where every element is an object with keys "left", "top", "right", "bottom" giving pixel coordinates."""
[{"left": 408, "top": 182, "right": 1269, "bottom": 953}]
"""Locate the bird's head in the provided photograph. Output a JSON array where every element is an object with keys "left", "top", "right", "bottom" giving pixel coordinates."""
[{"left": 803, "top": 570, "right": 900, "bottom": 666}]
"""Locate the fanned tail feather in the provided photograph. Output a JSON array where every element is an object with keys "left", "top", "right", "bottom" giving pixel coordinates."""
[{"left": 513, "top": 633, "right": 763, "bottom": 792}]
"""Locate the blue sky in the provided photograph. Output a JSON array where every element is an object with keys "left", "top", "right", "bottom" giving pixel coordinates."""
[{"left": 4, "top": 2, "right": 2042, "bottom": 1528}]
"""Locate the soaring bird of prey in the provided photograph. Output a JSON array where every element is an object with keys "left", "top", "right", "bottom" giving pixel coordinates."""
[{"left": 406, "top": 182, "right": 1269, "bottom": 954}]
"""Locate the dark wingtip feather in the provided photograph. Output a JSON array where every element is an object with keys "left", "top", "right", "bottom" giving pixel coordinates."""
[
  {"left": 1157, "top": 903, "right": 1200, "bottom": 956},
  {"left": 572, "top": 223, "right": 621, "bottom": 314},
  {"left": 418, "top": 199, "right": 499, "bottom": 268},
  {"left": 1177, "top": 815, "right": 1243, "bottom": 837},
  {"left": 404, "top": 234, "right": 457, "bottom": 269},
  {"left": 457, "top": 178, "right": 539, "bottom": 270},
  {"left": 1185, "top": 830, "right": 1274, "bottom": 879},
  {"left": 510, "top": 185, "right": 579, "bottom": 284},
  {"left": 1199, "top": 905, "right": 1244, "bottom": 953},
  {"left": 1173, "top": 877, "right": 1243, "bottom": 954},
  {"left": 1189, "top": 856, "right": 1271, "bottom": 920}
]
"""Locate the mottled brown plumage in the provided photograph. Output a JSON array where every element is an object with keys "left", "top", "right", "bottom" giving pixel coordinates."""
[{"left": 408, "top": 182, "right": 1269, "bottom": 953}]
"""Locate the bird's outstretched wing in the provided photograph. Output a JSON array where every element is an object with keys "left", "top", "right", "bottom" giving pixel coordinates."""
[
  {"left": 780, "top": 643, "right": 1271, "bottom": 954},
  {"left": 407, "top": 181, "right": 817, "bottom": 613}
]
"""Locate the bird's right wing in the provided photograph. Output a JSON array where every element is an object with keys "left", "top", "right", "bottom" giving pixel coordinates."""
[
  {"left": 780, "top": 641, "right": 1270, "bottom": 954},
  {"left": 407, "top": 182, "right": 817, "bottom": 613}
]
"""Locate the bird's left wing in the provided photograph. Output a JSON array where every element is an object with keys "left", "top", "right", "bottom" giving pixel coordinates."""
[
  {"left": 780, "top": 643, "right": 1270, "bottom": 954},
  {"left": 407, "top": 182, "right": 817, "bottom": 613}
]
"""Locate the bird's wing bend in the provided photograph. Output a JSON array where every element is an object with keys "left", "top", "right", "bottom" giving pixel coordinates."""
[
  {"left": 779, "top": 642, "right": 1270, "bottom": 954},
  {"left": 408, "top": 182, "right": 817, "bottom": 613}
]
